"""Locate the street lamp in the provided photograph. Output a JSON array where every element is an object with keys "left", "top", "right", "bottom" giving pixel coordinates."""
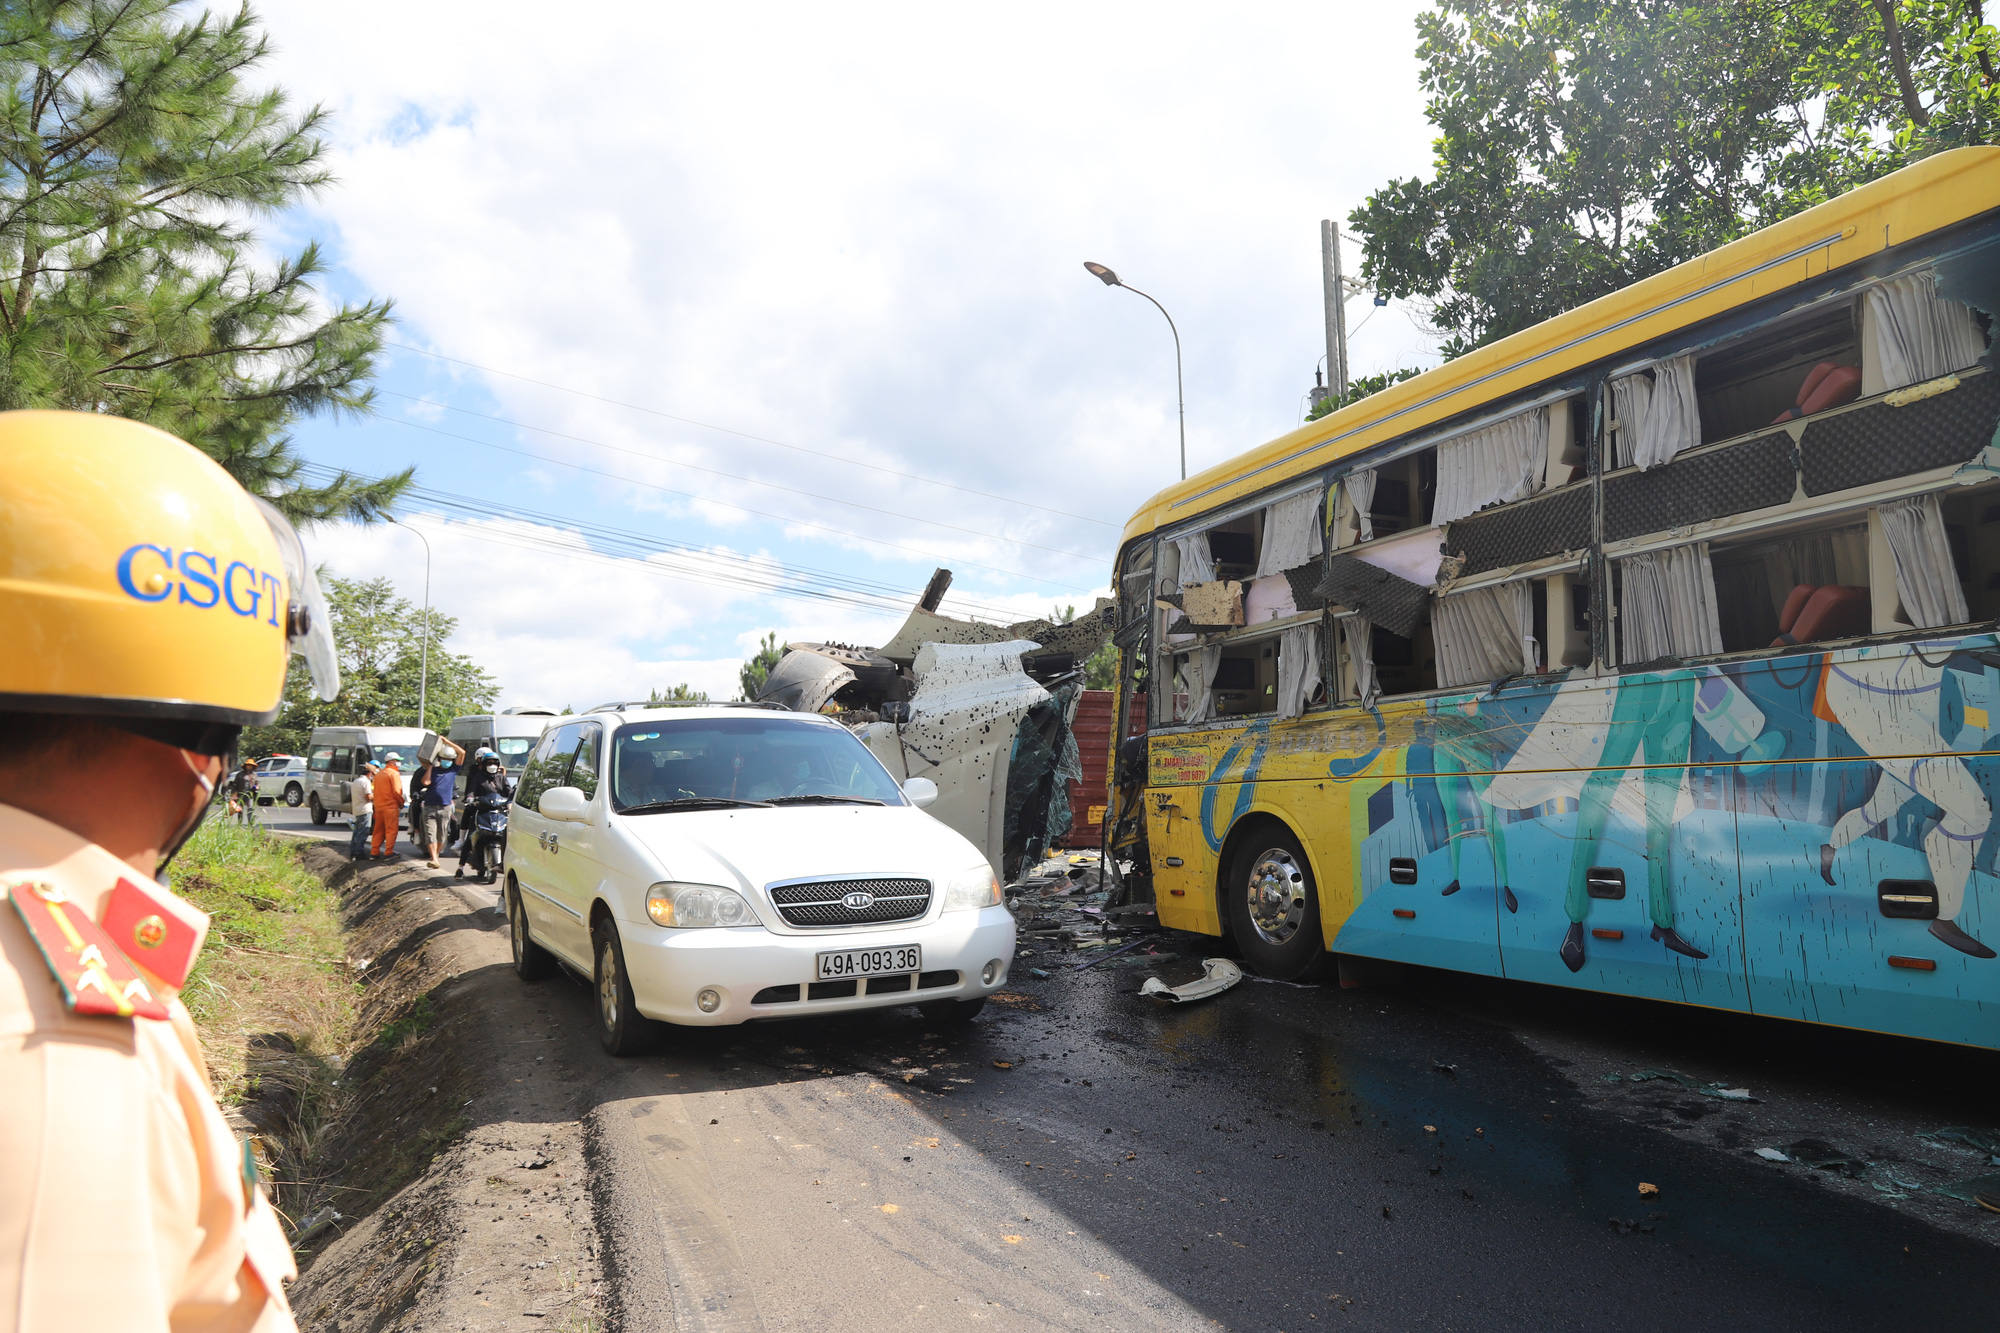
[
  {"left": 393, "top": 518, "right": 433, "bottom": 729},
  {"left": 1084, "top": 261, "right": 1187, "bottom": 481}
]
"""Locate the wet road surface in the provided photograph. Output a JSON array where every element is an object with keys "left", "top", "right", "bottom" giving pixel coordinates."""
[{"left": 259, "top": 806, "right": 2000, "bottom": 1329}]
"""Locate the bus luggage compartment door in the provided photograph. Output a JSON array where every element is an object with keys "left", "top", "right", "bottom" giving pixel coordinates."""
[{"left": 1738, "top": 754, "right": 2000, "bottom": 1047}]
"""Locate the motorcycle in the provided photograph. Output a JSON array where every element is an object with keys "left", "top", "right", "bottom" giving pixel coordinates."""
[{"left": 462, "top": 791, "right": 510, "bottom": 884}]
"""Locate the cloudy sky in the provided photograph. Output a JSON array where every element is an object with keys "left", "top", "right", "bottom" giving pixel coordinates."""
[{"left": 260, "top": 1, "right": 1443, "bottom": 708}]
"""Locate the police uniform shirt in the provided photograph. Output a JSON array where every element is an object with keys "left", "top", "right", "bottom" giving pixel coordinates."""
[{"left": 0, "top": 803, "right": 296, "bottom": 1332}]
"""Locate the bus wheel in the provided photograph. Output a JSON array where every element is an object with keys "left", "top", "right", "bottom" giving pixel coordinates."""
[{"left": 1226, "top": 828, "right": 1332, "bottom": 983}]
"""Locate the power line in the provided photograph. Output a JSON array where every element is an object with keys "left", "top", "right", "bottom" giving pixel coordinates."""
[
  {"left": 382, "top": 339, "right": 1118, "bottom": 527},
  {"left": 356, "top": 414, "right": 1100, "bottom": 590},
  {"left": 373, "top": 388, "right": 1105, "bottom": 562},
  {"left": 299, "top": 465, "right": 1073, "bottom": 622}
]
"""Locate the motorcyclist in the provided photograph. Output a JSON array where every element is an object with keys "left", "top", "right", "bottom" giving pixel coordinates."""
[
  {"left": 456, "top": 748, "right": 513, "bottom": 881},
  {"left": 0, "top": 409, "right": 339, "bottom": 1330}
]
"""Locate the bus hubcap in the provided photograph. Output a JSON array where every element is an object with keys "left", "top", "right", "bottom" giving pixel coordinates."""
[{"left": 1246, "top": 848, "right": 1306, "bottom": 946}]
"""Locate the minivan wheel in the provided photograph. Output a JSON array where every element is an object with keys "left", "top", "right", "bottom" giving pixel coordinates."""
[
  {"left": 308, "top": 794, "right": 327, "bottom": 826},
  {"left": 508, "top": 879, "right": 554, "bottom": 982},
  {"left": 1225, "top": 826, "right": 1334, "bottom": 983},
  {"left": 284, "top": 781, "right": 304, "bottom": 807},
  {"left": 593, "top": 920, "right": 661, "bottom": 1057},
  {"left": 920, "top": 998, "right": 987, "bottom": 1028}
]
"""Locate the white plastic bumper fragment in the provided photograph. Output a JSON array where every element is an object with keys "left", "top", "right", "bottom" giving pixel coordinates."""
[{"left": 1140, "top": 957, "right": 1243, "bottom": 1004}]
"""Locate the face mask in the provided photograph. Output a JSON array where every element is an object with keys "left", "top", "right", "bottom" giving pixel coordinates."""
[{"left": 158, "top": 750, "right": 223, "bottom": 881}]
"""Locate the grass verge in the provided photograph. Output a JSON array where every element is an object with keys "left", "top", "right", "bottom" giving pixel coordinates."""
[{"left": 174, "top": 818, "right": 359, "bottom": 1230}]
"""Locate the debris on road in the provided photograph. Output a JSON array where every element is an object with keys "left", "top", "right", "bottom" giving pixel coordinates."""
[
  {"left": 1608, "top": 1068, "right": 1759, "bottom": 1102},
  {"left": 1782, "top": 1138, "right": 1869, "bottom": 1176},
  {"left": 1933, "top": 1172, "right": 2000, "bottom": 1208},
  {"left": 1638, "top": 1182, "right": 1660, "bottom": 1198},
  {"left": 1918, "top": 1126, "right": 2000, "bottom": 1156},
  {"left": 1140, "top": 957, "right": 1243, "bottom": 1004},
  {"left": 1755, "top": 1148, "right": 1792, "bottom": 1163}
]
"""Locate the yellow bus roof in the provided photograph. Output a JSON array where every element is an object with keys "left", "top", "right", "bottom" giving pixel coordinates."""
[{"left": 1120, "top": 145, "right": 2000, "bottom": 547}]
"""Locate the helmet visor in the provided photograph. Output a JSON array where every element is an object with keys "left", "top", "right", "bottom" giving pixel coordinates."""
[{"left": 252, "top": 497, "right": 342, "bottom": 703}]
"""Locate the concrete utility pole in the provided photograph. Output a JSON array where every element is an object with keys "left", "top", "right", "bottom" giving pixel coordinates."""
[{"left": 1321, "top": 219, "right": 1349, "bottom": 406}]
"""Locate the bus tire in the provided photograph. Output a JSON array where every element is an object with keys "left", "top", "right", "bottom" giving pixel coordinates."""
[{"left": 1224, "top": 826, "right": 1333, "bottom": 983}]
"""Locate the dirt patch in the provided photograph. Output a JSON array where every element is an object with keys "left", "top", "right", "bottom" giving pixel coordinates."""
[{"left": 281, "top": 846, "right": 610, "bottom": 1331}]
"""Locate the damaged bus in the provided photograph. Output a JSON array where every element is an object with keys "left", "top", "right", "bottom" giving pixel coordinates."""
[{"left": 1108, "top": 146, "right": 2000, "bottom": 1048}]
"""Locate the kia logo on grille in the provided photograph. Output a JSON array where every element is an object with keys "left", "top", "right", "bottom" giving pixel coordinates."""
[{"left": 842, "top": 891, "right": 876, "bottom": 910}]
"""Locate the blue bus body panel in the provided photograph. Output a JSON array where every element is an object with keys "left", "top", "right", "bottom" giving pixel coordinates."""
[{"left": 1322, "top": 638, "right": 2000, "bottom": 1047}]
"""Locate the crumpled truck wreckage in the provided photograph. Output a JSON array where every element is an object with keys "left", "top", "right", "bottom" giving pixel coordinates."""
[{"left": 754, "top": 570, "right": 1114, "bottom": 880}]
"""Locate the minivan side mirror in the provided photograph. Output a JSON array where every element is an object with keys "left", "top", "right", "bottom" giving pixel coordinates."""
[
  {"left": 901, "top": 777, "right": 939, "bottom": 810},
  {"left": 540, "top": 786, "right": 589, "bottom": 822}
]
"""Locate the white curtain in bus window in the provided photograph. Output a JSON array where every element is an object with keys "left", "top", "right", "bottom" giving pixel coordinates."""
[
  {"left": 1430, "top": 407, "right": 1549, "bottom": 525},
  {"left": 1610, "top": 354, "right": 1700, "bottom": 470},
  {"left": 1176, "top": 647, "right": 1222, "bottom": 723},
  {"left": 1173, "top": 533, "right": 1216, "bottom": 587},
  {"left": 1255, "top": 486, "right": 1326, "bottom": 577},
  {"left": 1618, "top": 543, "right": 1723, "bottom": 662},
  {"left": 1432, "top": 582, "right": 1534, "bottom": 688},
  {"left": 1866, "top": 271, "right": 1987, "bottom": 390},
  {"left": 1275, "top": 623, "right": 1322, "bottom": 719},
  {"left": 1879, "top": 493, "right": 1970, "bottom": 628},
  {"left": 1341, "top": 616, "right": 1379, "bottom": 708},
  {"left": 1346, "top": 469, "right": 1377, "bottom": 542}
]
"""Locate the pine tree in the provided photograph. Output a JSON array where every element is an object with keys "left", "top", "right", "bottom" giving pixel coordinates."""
[{"left": 0, "top": 0, "right": 406, "bottom": 521}]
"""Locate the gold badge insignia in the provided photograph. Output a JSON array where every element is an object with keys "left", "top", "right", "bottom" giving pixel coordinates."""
[{"left": 133, "top": 914, "right": 167, "bottom": 950}]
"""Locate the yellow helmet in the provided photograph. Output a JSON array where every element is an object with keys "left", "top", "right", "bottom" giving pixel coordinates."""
[{"left": 0, "top": 410, "right": 340, "bottom": 747}]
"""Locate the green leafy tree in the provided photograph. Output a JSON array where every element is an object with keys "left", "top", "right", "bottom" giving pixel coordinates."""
[
  {"left": 0, "top": 0, "right": 406, "bottom": 521},
  {"left": 738, "top": 631, "right": 783, "bottom": 701},
  {"left": 1306, "top": 367, "right": 1427, "bottom": 422},
  {"left": 243, "top": 574, "right": 498, "bottom": 754},
  {"left": 1351, "top": 0, "right": 1999, "bottom": 358},
  {"left": 648, "top": 683, "right": 709, "bottom": 703}
]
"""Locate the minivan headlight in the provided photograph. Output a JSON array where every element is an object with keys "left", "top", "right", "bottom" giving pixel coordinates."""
[
  {"left": 646, "top": 882, "right": 763, "bottom": 928},
  {"left": 942, "top": 865, "right": 1002, "bottom": 912}
]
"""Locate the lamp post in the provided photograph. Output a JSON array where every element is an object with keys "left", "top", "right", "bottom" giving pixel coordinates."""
[
  {"left": 1084, "top": 261, "right": 1186, "bottom": 481},
  {"left": 393, "top": 518, "right": 432, "bottom": 729}
]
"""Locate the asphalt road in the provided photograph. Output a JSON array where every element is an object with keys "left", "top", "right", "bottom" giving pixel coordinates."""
[{"left": 255, "top": 803, "right": 2000, "bottom": 1331}]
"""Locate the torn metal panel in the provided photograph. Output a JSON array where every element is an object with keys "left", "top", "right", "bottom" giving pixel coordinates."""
[
  {"left": 1139, "top": 957, "right": 1243, "bottom": 1003},
  {"left": 857, "top": 640, "right": 1051, "bottom": 875},
  {"left": 756, "top": 648, "right": 857, "bottom": 713},
  {"left": 1181, "top": 580, "right": 1245, "bottom": 627},
  {"left": 876, "top": 599, "right": 1116, "bottom": 666}
]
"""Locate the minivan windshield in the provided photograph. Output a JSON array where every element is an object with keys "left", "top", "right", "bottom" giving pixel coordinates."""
[
  {"left": 496, "top": 736, "right": 537, "bottom": 770},
  {"left": 610, "top": 717, "right": 905, "bottom": 812}
]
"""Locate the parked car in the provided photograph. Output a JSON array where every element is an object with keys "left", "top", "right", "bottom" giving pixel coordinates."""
[
  {"left": 302, "top": 726, "right": 431, "bottom": 824},
  {"left": 503, "top": 703, "right": 1014, "bottom": 1055},
  {"left": 253, "top": 755, "right": 310, "bottom": 807}
]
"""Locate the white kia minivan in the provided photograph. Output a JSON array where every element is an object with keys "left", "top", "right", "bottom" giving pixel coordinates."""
[{"left": 504, "top": 703, "right": 1016, "bottom": 1054}]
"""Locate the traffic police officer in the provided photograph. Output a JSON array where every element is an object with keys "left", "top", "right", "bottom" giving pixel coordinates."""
[{"left": 0, "top": 410, "right": 342, "bottom": 1330}]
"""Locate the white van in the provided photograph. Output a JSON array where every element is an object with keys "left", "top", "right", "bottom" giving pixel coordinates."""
[
  {"left": 446, "top": 707, "right": 558, "bottom": 778},
  {"left": 303, "top": 726, "right": 432, "bottom": 824},
  {"left": 444, "top": 709, "right": 558, "bottom": 838}
]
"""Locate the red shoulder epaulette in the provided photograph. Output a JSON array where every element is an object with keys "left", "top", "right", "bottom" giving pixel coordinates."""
[{"left": 7, "top": 881, "right": 171, "bottom": 1020}]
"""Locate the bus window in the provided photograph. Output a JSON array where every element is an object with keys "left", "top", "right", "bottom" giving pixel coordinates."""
[
  {"left": 1697, "top": 301, "right": 1861, "bottom": 444},
  {"left": 1938, "top": 485, "right": 2000, "bottom": 624},
  {"left": 1709, "top": 519, "right": 1872, "bottom": 652}
]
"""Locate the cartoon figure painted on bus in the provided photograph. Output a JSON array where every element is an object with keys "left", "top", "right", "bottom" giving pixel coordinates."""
[
  {"left": 1552, "top": 672, "right": 1711, "bottom": 970},
  {"left": 1814, "top": 641, "right": 1998, "bottom": 959},
  {"left": 1428, "top": 694, "right": 1520, "bottom": 916},
  {"left": 1426, "top": 672, "right": 1751, "bottom": 972}
]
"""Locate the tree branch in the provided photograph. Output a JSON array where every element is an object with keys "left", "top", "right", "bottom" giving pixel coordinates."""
[{"left": 1871, "top": 0, "right": 1932, "bottom": 125}]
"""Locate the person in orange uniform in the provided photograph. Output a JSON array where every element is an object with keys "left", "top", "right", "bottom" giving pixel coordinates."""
[
  {"left": 370, "top": 758, "right": 405, "bottom": 858},
  {"left": 0, "top": 410, "right": 343, "bottom": 1331}
]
